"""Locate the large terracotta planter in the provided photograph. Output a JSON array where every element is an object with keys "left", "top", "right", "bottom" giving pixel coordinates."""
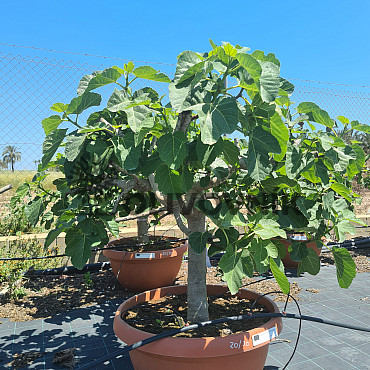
[
  {"left": 280, "top": 234, "right": 321, "bottom": 268},
  {"left": 113, "top": 284, "right": 283, "bottom": 370},
  {"left": 103, "top": 237, "right": 188, "bottom": 292}
]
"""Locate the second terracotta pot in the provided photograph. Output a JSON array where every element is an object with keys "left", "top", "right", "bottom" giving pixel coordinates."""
[
  {"left": 280, "top": 234, "right": 321, "bottom": 268},
  {"left": 103, "top": 237, "right": 188, "bottom": 292},
  {"left": 113, "top": 284, "right": 283, "bottom": 370}
]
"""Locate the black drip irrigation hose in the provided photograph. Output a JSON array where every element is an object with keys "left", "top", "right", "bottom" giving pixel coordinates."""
[
  {"left": 0, "top": 237, "right": 189, "bottom": 262},
  {"left": 24, "top": 262, "right": 111, "bottom": 276},
  {"left": 327, "top": 237, "right": 370, "bottom": 249},
  {"left": 1, "top": 236, "right": 369, "bottom": 263},
  {"left": 77, "top": 311, "right": 370, "bottom": 370}
]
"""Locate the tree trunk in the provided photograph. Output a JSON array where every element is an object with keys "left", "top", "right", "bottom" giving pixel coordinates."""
[
  {"left": 137, "top": 217, "right": 149, "bottom": 243},
  {"left": 186, "top": 208, "right": 209, "bottom": 322}
]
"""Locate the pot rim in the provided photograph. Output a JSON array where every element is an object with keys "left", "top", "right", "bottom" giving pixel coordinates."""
[
  {"left": 113, "top": 284, "right": 283, "bottom": 358},
  {"left": 103, "top": 238, "right": 188, "bottom": 260}
]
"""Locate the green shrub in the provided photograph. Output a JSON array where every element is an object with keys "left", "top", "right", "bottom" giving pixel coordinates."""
[{"left": 0, "top": 237, "right": 63, "bottom": 284}]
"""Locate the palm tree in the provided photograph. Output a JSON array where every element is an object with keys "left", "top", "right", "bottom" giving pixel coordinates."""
[{"left": 2, "top": 146, "right": 21, "bottom": 172}]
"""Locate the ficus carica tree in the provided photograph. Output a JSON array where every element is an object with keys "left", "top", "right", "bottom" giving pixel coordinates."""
[{"left": 18, "top": 40, "right": 368, "bottom": 322}]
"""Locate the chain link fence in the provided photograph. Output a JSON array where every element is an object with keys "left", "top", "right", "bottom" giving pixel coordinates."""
[{"left": 0, "top": 48, "right": 369, "bottom": 181}]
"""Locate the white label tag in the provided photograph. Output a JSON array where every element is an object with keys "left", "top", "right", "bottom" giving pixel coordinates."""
[
  {"left": 135, "top": 253, "right": 155, "bottom": 259},
  {"left": 290, "top": 235, "right": 307, "bottom": 241},
  {"left": 252, "top": 327, "right": 277, "bottom": 347}
]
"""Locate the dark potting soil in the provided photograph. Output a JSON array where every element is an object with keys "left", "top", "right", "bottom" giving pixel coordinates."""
[
  {"left": 123, "top": 293, "right": 271, "bottom": 338},
  {"left": 108, "top": 236, "right": 184, "bottom": 253}
]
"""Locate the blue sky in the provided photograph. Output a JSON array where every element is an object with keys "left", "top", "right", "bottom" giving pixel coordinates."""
[
  {"left": 1, "top": 0, "right": 369, "bottom": 85},
  {"left": 0, "top": 0, "right": 369, "bottom": 170}
]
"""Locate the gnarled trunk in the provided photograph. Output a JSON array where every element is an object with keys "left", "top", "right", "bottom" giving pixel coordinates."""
[
  {"left": 137, "top": 217, "right": 149, "bottom": 243},
  {"left": 186, "top": 208, "right": 209, "bottom": 322}
]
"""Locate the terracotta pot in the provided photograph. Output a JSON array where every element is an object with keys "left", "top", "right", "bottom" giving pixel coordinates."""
[
  {"left": 113, "top": 284, "right": 283, "bottom": 370},
  {"left": 280, "top": 234, "right": 321, "bottom": 268},
  {"left": 103, "top": 237, "right": 188, "bottom": 292}
]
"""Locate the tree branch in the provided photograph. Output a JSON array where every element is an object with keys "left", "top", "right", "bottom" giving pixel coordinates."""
[
  {"left": 110, "top": 162, "right": 152, "bottom": 192},
  {"left": 235, "top": 88, "right": 244, "bottom": 99},
  {"left": 189, "top": 166, "right": 237, "bottom": 193},
  {"left": 175, "top": 111, "right": 192, "bottom": 132},
  {"left": 0, "top": 185, "right": 12, "bottom": 195},
  {"left": 99, "top": 117, "right": 124, "bottom": 137},
  {"left": 115, "top": 206, "right": 167, "bottom": 222},
  {"left": 174, "top": 208, "right": 190, "bottom": 236},
  {"left": 148, "top": 174, "right": 167, "bottom": 206}
]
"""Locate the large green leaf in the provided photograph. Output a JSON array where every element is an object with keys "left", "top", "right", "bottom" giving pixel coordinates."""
[
  {"left": 197, "top": 201, "right": 246, "bottom": 228},
  {"left": 139, "top": 152, "right": 162, "bottom": 177},
  {"left": 270, "top": 113, "right": 288, "bottom": 161},
  {"left": 331, "top": 182, "right": 351, "bottom": 201},
  {"left": 133, "top": 66, "right": 171, "bottom": 83},
  {"left": 347, "top": 144, "right": 365, "bottom": 178},
  {"left": 334, "top": 220, "right": 356, "bottom": 242},
  {"left": 251, "top": 50, "right": 280, "bottom": 66},
  {"left": 189, "top": 96, "right": 239, "bottom": 145},
  {"left": 196, "top": 139, "right": 224, "bottom": 167},
  {"left": 133, "top": 87, "right": 159, "bottom": 104},
  {"left": 314, "top": 159, "right": 330, "bottom": 185},
  {"left": 289, "top": 241, "right": 309, "bottom": 262},
  {"left": 65, "top": 133, "right": 87, "bottom": 162},
  {"left": 297, "top": 248, "right": 321, "bottom": 276},
  {"left": 270, "top": 257, "right": 290, "bottom": 294},
  {"left": 107, "top": 88, "right": 144, "bottom": 111},
  {"left": 279, "top": 78, "right": 295, "bottom": 96},
  {"left": 250, "top": 239, "right": 270, "bottom": 273},
  {"left": 42, "top": 115, "right": 62, "bottom": 135},
  {"left": 188, "top": 231, "right": 211, "bottom": 254},
  {"left": 276, "top": 209, "right": 309, "bottom": 231},
  {"left": 254, "top": 217, "right": 286, "bottom": 239},
  {"left": 181, "top": 165, "right": 194, "bottom": 192},
  {"left": 100, "top": 216, "right": 120, "bottom": 238},
  {"left": 285, "top": 145, "right": 315, "bottom": 179},
  {"left": 297, "top": 102, "right": 333, "bottom": 128},
  {"left": 65, "top": 227, "right": 101, "bottom": 270},
  {"left": 245, "top": 126, "right": 281, "bottom": 181},
  {"left": 174, "top": 51, "right": 205, "bottom": 86},
  {"left": 169, "top": 79, "right": 213, "bottom": 113},
  {"left": 157, "top": 132, "right": 187, "bottom": 170},
  {"left": 77, "top": 70, "right": 101, "bottom": 95},
  {"left": 78, "top": 67, "right": 122, "bottom": 95},
  {"left": 155, "top": 163, "right": 184, "bottom": 194},
  {"left": 25, "top": 197, "right": 44, "bottom": 226},
  {"left": 236, "top": 53, "right": 262, "bottom": 81},
  {"left": 66, "top": 92, "right": 102, "bottom": 115},
  {"left": 350, "top": 121, "right": 370, "bottom": 134},
  {"left": 332, "top": 247, "right": 356, "bottom": 288},
  {"left": 222, "top": 140, "right": 240, "bottom": 166},
  {"left": 258, "top": 61, "right": 280, "bottom": 103},
  {"left": 50, "top": 102, "right": 68, "bottom": 113},
  {"left": 261, "top": 176, "right": 298, "bottom": 194},
  {"left": 107, "top": 89, "right": 152, "bottom": 132},
  {"left": 219, "top": 247, "right": 254, "bottom": 294},
  {"left": 42, "top": 128, "right": 67, "bottom": 167},
  {"left": 44, "top": 225, "right": 66, "bottom": 248},
  {"left": 111, "top": 134, "right": 142, "bottom": 171}
]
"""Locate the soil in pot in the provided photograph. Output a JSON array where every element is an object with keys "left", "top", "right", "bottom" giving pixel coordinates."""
[
  {"left": 122, "top": 292, "right": 271, "bottom": 338},
  {"left": 108, "top": 235, "right": 185, "bottom": 252},
  {"left": 103, "top": 236, "right": 188, "bottom": 292}
]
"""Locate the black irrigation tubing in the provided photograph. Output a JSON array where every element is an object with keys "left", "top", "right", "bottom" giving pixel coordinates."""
[
  {"left": 24, "top": 262, "right": 111, "bottom": 276},
  {"left": 2, "top": 235, "right": 369, "bottom": 263},
  {"left": 77, "top": 311, "right": 370, "bottom": 370},
  {"left": 0, "top": 238, "right": 189, "bottom": 262}
]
